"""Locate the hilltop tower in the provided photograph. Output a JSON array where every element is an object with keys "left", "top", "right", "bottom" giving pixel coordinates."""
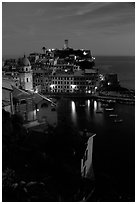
[
  {"left": 42, "top": 46, "right": 46, "bottom": 54},
  {"left": 19, "top": 55, "right": 33, "bottom": 91},
  {"left": 64, "top": 39, "right": 69, "bottom": 49}
]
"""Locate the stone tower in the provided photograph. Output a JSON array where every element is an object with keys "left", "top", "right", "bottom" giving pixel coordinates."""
[
  {"left": 64, "top": 39, "right": 68, "bottom": 49},
  {"left": 19, "top": 55, "right": 33, "bottom": 91}
]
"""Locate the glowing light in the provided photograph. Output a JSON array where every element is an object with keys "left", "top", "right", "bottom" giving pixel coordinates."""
[
  {"left": 83, "top": 51, "right": 87, "bottom": 55},
  {"left": 64, "top": 69, "right": 68, "bottom": 72},
  {"left": 88, "top": 90, "right": 91, "bottom": 93},
  {"left": 71, "top": 85, "right": 76, "bottom": 89},
  {"left": 99, "top": 74, "right": 105, "bottom": 81},
  {"left": 95, "top": 86, "right": 97, "bottom": 90},
  {"left": 108, "top": 82, "right": 111, "bottom": 86},
  {"left": 37, "top": 109, "right": 39, "bottom": 111},
  {"left": 50, "top": 84, "right": 55, "bottom": 89},
  {"left": 94, "top": 101, "right": 97, "bottom": 111}
]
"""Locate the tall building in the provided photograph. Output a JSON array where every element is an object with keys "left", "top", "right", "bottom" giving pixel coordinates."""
[
  {"left": 64, "top": 39, "right": 69, "bottom": 49},
  {"left": 19, "top": 55, "right": 33, "bottom": 91}
]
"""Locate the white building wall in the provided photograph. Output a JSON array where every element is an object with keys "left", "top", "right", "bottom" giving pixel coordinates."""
[{"left": 81, "top": 136, "right": 95, "bottom": 179}]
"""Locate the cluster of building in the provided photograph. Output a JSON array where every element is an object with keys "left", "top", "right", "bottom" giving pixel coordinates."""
[
  {"left": 2, "top": 40, "right": 120, "bottom": 125},
  {"left": 2, "top": 40, "right": 99, "bottom": 95},
  {"left": 2, "top": 78, "right": 57, "bottom": 126}
]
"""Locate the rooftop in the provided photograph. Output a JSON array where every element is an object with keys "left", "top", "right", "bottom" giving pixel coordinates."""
[
  {"left": 22, "top": 55, "right": 31, "bottom": 66},
  {"left": 2, "top": 78, "right": 13, "bottom": 90}
]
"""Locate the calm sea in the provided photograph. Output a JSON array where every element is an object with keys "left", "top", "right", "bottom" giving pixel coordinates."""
[
  {"left": 57, "top": 98, "right": 135, "bottom": 201},
  {"left": 95, "top": 56, "right": 135, "bottom": 90}
]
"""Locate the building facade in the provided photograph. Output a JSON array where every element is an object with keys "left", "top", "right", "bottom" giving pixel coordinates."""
[
  {"left": 49, "top": 69, "right": 99, "bottom": 94},
  {"left": 13, "top": 87, "right": 36, "bottom": 122}
]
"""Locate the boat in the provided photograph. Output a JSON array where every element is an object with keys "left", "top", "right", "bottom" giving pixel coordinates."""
[
  {"left": 105, "top": 108, "right": 114, "bottom": 111},
  {"left": 109, "top": 114, "right": 118, "bottom": 117},
  {"left": 114, "top": 119, "right": 123, "bottom": 123},
  {"left": 107, "top": 99, "right": 116, "bottom": 104},
  {"left": 79, "top": 104, "right": 86, "bottom": 107},
  {"left": 101, "top": 103, "right": 109, "bottom": 108}
]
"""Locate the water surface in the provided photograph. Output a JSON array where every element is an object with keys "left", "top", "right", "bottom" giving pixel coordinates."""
[{"left": 57, "top": 98, "right": 135, "bottom": 200}]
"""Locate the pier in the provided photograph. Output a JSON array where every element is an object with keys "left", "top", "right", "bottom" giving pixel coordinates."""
[{"left": 43, "top": 92, "right": 135, "bottom": 105}]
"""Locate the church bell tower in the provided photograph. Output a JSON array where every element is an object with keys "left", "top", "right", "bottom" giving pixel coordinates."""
[{"left": 19, "top": 55, "right": 33, "bottom": 91}]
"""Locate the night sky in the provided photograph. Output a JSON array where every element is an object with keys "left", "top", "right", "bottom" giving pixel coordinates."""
[{"left": 2, "top": 2, "right": 135, "bottom": 58}]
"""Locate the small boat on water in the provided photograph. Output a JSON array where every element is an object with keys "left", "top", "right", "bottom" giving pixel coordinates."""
[
  {"left": 101, "top": 104, "right": 109, "bottom": 108},
  {"left": 107, "top": 99, "right": 116, "bottom": 104},
  {"left": 79, "top": 104, "right": 86, "bottom": 107},
  {"left": 105, "top": 108, "right": 114, "bottom": 111},
  {"left": 114, "top": 119, "right": 123, "bottom": 123},
  {"left": 109, "top": 114, "right": 118, "bottom": 117}
]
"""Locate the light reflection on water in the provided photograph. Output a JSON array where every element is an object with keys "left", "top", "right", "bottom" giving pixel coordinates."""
[
  {"left": 87, "top": 99, "right": 90, "bottom": 109},
  {"left": 86, "top": 100, "right": 91, "bottom": 120},
  {"left": 71, "top": 101, "right": 77, "bottom": 125},
  {"left": 70, "top": 99, "right": 106, "bottom": 130},
  {"left": 94, "top": 100, "right": 97, "bottom": 112}
]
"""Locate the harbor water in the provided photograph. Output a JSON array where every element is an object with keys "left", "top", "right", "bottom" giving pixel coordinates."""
[{"left": 57, "top": 98, "right": 135, "bottom": 200}]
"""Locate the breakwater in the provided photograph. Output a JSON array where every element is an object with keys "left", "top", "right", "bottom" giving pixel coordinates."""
[{"left": 43, "top": 93, "right": 135, "bottom": 105}]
